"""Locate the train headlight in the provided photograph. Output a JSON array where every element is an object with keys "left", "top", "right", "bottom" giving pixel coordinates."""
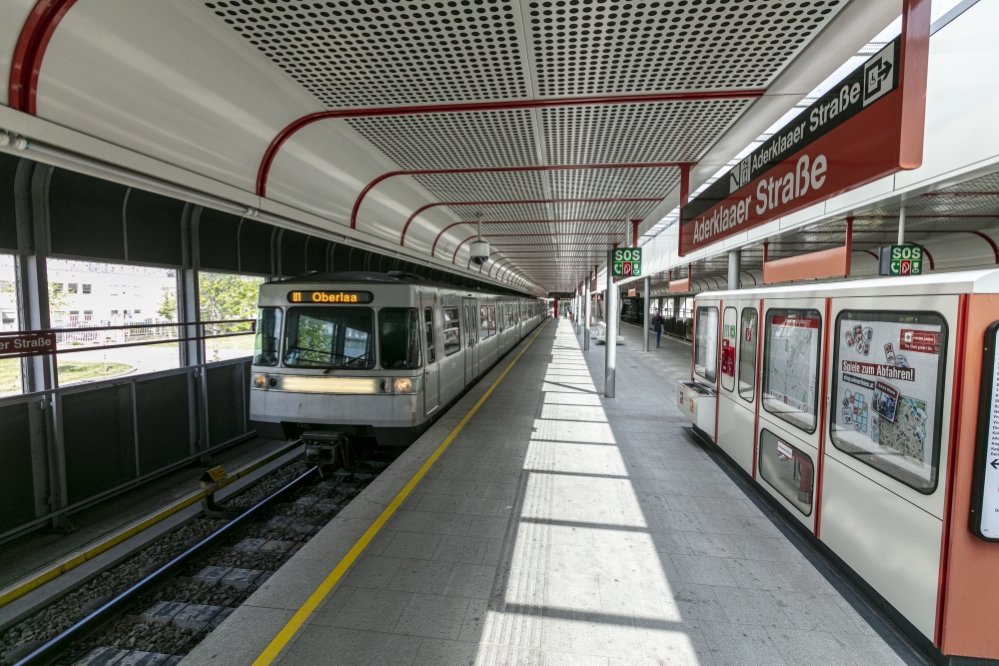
[
  {"left": 394, "top": 378, "right": 413, "bottom": 393},
  {"left": 253, "top": 374, "right": 267, "bottom": 389}
]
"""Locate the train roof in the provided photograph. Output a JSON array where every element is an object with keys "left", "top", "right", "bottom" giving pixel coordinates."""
[
  {"left": 267, "top": 271, "right": 539, "bottom": 298},
  {"left": 693, "top": 268, "right": 999, "bottom": 300}
]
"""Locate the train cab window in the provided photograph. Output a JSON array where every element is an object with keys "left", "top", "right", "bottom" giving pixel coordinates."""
[
  {"left": 379, "top": 308, "right": 422, "bottom": 369},
  {"left": 283, "top": 307, "right": 374, "bottom": 369},
  {"left": 762, "top": 309, "right": 822, "bottom": 433},
  {"left": 721, "top": 308, "right": 737, "bottom": 392},
  {"left": 424, "top": 307, "right": 436, "bottom": 364},
  {"left": 830, "top": 310, "right": 947, "bottom": 494},
  {"left": 253, "top": 307, "right": 282, "bottom": 367},
  {"left": 694, "top": 306, "right": 718, "bottom": 383},
  {"left": 738, "top": 308, "right": 759, "bottom": 402},
  {"left": 758, "top": 429, "right": 814, "bottom": 516},
  {"left": 443, "top": 306, "right": 461, "bottom": 356}
]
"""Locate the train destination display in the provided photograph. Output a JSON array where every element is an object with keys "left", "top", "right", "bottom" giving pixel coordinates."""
[
  {"left": 831, "top": 312, "right": 946, "bottom": 493},
  {"left": 679, "top": 27, "right": 928, "bottom": 255},
  {"left": 287, "top": 290, "right": 374, "bottom": 304},
  {"left": 972, "top": 322, "right": 999, "bottom": 542}
]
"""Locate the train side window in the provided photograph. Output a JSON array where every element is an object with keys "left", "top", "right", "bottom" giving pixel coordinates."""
[
  {"left": 253, "top": 307, "right": 282, "bottom": 367},
  {"left": 758, "top": 429, "right": 814, "bottom": 516},
  {"left": 488, "top": 305, "right": 497, "bottom": 337},
  {"left": 424, "top": 307, "right": 436, "bottom": 364},
  {"left": 762, "top": 308, "right": 822, "bottom": 433},
  {"left": 443, "top": 306, "right": 461, "bottom": 356},
  {"left": 738, "top": 307, "right": 759, "bottom": 402},
  {"left": 694, "top": 306, "right": 718, "bottom": 383},
  {"left": 721, "top": 307, "right": 737, "bottom": 392},
  {"left": 480, "top": 305, "right": 489, "bottom": 340},
  {"left": 830, "top": 310, "right": 947, "bottom": 494}
]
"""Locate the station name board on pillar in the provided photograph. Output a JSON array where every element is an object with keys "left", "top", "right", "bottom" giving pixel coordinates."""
[
  {"left": 678, "top": 0, "right": 929, "bottom": 256},
  {"left": 611, "top": 248, "right": 642, "bottom": 277}
]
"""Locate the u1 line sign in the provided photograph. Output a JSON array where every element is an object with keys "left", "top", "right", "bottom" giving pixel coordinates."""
[{"left": 679, "top": 5, "right": 929, "bottom": 256}]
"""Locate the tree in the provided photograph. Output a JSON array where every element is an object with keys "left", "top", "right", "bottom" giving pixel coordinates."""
[
  {"left": 158, "top": 285, "right": 177, "bottom": 322},
  {"left": 199, "top": 273, "right": 260, "bottom": 327},
  {"left": 48, "top": 282, "right": 69, "bottom": 320}
]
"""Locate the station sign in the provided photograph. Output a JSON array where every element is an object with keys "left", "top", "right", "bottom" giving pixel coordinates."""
[
  {"left": 287, "top": 290, "right": 373, "bottom": 304},
  {"left": 972, "top": 321, "right": 999, "bottom": 542},
  {"left": 548, "top": 292, "right": 574, "bottom": 299},
  {"left": 679, "top": 15, "right": 929, "bottom": 255},
  {"left": 611, "top": 248, "right": 642, "bottom": 277},
  {"left": 878, "top": 245, "right": 924, "bottom": 276},
  {"left": 0, "top": 331, "right": 57, "bottom": 359}
]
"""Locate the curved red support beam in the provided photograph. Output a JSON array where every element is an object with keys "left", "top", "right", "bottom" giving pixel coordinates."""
[
  {"left": 490, "top": 257, "right": 514, "bottom": 279},
  {"left": 350, "top": 162, "right": 688, "bottom": 230},
  {"left": 255, "top": 90, "right": 764, "bottom": 196},
  {"left": 431, "top": 219, "right": 625, "bottom": 257},
  {"left": 9, "top": 0, "right": 79, "bottom": 114},
  {"left": 402, "top": 198, "right": 657, "bottom": 248}
]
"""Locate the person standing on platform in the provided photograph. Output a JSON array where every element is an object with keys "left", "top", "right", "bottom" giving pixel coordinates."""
[{"left": 652, "top": 310, "right": 663, "bottom": 348}]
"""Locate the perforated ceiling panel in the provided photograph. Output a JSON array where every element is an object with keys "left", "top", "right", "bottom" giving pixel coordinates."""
[
  {"left": 529, "top": 0, "right": 846, "bottom": 96},
  {"left": 548, "top": 168, "right": 677, "bottom": 200},
  {"left": 541, "top": 100, "right": 748, "bottom": 164},
  {"left": 205, "top": 0, "right": 528, "bottom": 107},
  {"left": 347, "top": 110, "right": 539, "bottom": 169},
  {"left": 413, "top": 171, "right": 549, "bottom": 202}
]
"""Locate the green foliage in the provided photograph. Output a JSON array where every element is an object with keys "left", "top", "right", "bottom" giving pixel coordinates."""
[
  {"left": 48, "top": 282, "right": 69, "bottom": 315},
  {"left": 199, "top": 272, "right": 262, "bottom": 333},
  {"left": 0, "top": 280, "right": 13, "bottom": 294},
  {"left": 158, "top": 285, "right": 177, "bottom": 322}
]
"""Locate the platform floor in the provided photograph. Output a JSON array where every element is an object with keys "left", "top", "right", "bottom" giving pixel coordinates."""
[{"left": 185, "top": 319, "right": 924, "bottom": 666}]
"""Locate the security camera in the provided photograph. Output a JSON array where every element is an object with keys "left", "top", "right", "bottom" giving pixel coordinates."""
[{"left": 469, "top": 240, "right": 490, "bottom": 266}]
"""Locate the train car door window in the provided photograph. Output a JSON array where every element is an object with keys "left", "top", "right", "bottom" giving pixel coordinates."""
[
  {"left": 738, "top": 308, "right": 759, "bottom": 402},
  {"left": 694, "top": 306, "right": 719, "bottom": 383},
  {"left": 443, "top": 306, "right": 461, "bottom": 356},
  {"left": 721, "top": 307, "right": 737, "bottom": 392},
  {"left": 480, "top": 305, "right": 489, "bottom": 340},
  {"left": 464, "top": 305, "right": 475, "bottom": 347},
  {"left": 758, "top": 429, "right": 814, "bottom": 516},
  {"left": 830, "top": 310, "right": 947, "bottom": 494},
  {"left": 762, "top": 309, "right": 822, "bottom": 433},
  {"left": 424, "top": 307, "right": 436, "bottom": 364},
  {"left": 487, "top": 306, "right": 497, "bottom": 337}
]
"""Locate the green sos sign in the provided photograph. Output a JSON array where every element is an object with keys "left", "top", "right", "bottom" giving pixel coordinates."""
[
  {"left": 878, "top": 245, "right": 923, "bottom": 276},
  {"left": 611, "top": 248, "right": 642, "bottom": 277}
]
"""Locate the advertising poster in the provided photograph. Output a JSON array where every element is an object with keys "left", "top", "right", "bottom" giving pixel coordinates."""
[
  {"left": 765, "top": 313, "right": 820, "bottom": 430},
  {"left": 832, "top": 314, "right": 944, "bottom": 491}
]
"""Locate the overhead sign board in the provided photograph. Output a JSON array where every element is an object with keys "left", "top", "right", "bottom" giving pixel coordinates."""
[
  {"left": 679, "top": 22, "right": 928, "bottom": 255},
  {"left": 611, "top": 248, "right": 642, "bottom": 277},
  {"left": 971, "top": 321, "right": 999, "bottom": 542},
  {"left": 878, "top": 245, "right": 924, "bottom": 276},
  {"left": 0, "top": 331, "right": 57, "bottom": 359},
  {"left": 548, "top": 292, "right": 574, "bottom": 299}
]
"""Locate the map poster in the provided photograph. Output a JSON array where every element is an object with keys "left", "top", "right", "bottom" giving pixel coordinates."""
[
  {"left": 971, "top": 321, "right": 999, "bottom": 542},
  {"left": 764, "top": 312, "right": 820, "bottom": 431},
  {"left": 831, "top": 313, "right": 944, "bottom": 491}
]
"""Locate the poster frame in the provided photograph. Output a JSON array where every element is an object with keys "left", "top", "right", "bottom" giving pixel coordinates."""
[{"left": 970, "top": 320, "right": 999, "bottom": 542}]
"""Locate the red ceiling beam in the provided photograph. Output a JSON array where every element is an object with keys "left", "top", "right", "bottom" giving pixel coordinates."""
[
  {"left": 255, "top": 91, "right": 764, "bottom": 196},
  {"left": 9, "top": 0, "right": 79, "bottom": 114},
  {"left": 349, "top": 162, "right": 690, "bottom": 229},
  {"left": 403, "top": 198, "right": 658, "bottom": 247}
]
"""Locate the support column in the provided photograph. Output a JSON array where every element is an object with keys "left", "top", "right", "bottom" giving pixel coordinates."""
[
  {"left": 642, "top": 275, "right": 650, "bottom": 352},
  {"left": 583, "top": 274, "right": 591, "bottom": 351},
  {"left": 179, "top": 205, "right": 204, "bottom": 368},
  {"left": 604, "top": 262, "right": 617, "bottom": 398},
  {"left": 727, "top": 249, "right": 741, "bottom": 290},
  {"left": 897, "top": 202, "right": 906, "bottom": 245}
]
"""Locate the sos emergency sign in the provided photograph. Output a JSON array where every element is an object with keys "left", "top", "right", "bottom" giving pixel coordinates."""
[
  {"left": 878, "top": 245, "right": 924, "bottom": 276},
  {"left": 611, "top": 248, "right": 642, "bottom": 277},
  {"left": 679, "top": 18, "right": 929, "bottom": 255}
]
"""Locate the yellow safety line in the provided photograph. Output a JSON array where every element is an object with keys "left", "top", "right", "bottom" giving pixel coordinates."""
[
  {"left": 0, "top": 440, "right": 302, "bottom": 608},
  {"left": 253, "top": 320, "right": 550, "bottom": 666}
]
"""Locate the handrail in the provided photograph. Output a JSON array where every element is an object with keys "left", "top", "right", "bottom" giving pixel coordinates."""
[{"left": 0, "top": 318, "right": 255, "bottom": 336}]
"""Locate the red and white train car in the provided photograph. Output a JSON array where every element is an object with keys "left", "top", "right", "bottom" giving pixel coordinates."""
[{"left": 688, "top": 269, "right": 999, "bottom": 661}]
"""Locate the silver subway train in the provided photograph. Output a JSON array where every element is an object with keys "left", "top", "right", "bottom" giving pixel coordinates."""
[{"left": 249, "top": 272, "right": 545, "bottom": 450}]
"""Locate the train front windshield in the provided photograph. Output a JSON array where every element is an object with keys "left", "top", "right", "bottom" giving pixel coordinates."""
[{"left": 283, "top": 307, "right": 375, "bottom": 369}]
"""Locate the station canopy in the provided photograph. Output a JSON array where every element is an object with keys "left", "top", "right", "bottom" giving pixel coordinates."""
[{"left": 0, "top": 0, "right": 903, "bottom": 293}]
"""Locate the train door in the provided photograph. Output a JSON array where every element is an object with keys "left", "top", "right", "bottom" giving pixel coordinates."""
[
  {"left": 818, "top": 293, "right": 957, "bottom": 641},
  {"left": 421, "top": 292, "right": 440, "bottom": 415},
  {"left": 462, "top": 297, "right": 478, "bottom": 385},
  {"left": 716, "top": 299, "right": 759, "bottom": 475},
  {"left": 755, "top": 296, "right": 827, "bottom": 534}
]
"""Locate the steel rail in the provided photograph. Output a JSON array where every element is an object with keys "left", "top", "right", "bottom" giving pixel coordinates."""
[{"left": 17, "top": 465, "right": 321, "bottom": 666}]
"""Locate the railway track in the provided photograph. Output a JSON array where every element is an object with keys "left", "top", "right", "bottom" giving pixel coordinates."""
[{"left": 0, "top": 447, "right": 391, "bottom": 666}]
